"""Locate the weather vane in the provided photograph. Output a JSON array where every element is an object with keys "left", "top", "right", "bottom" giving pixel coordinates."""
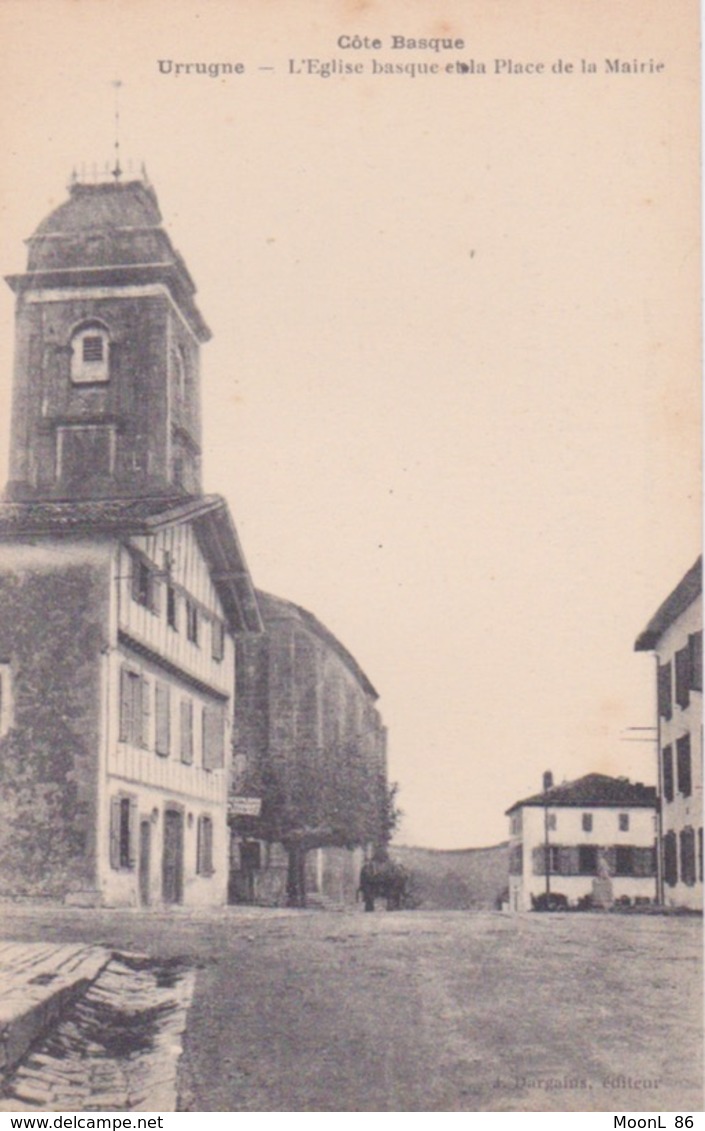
[{"left": 111, "top": 80, "right": 123, "bottom": 181}]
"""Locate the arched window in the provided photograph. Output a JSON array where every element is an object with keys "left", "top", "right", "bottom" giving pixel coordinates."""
[{"left": 70, "top": 322, "right": 110, "bottom": 384}]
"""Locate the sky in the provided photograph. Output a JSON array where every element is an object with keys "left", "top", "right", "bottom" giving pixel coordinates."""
[{"left": 0, "top": 0, "right": 700, "bottom": 848}]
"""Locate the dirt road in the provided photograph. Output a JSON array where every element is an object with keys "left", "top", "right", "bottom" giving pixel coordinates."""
[{"left": 0, "top": 906, "right": 701, "bottom": 1112}]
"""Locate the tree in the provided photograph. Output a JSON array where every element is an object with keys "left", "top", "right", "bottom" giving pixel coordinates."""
[
  {"left": 235, "top": 735, "right": 395, "bottom": 907},
  {"left": 380, "top": 780, "right": 403, "bottom": 846}
]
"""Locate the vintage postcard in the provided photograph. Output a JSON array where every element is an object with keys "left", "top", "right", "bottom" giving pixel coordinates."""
[{"left": 0, "top": 0, "right": 701, "bottom": 1117}]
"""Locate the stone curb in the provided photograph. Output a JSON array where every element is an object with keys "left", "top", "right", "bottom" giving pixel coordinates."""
[{"left": 0, "top": 947, "right": 111, "bottom": 1082}]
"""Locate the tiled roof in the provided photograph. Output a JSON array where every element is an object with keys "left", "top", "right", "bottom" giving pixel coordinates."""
[
  {"left": 635, "top": 557, "right": 702, "bottom": 650},
  {"left": 0, "top": 496, "right": 189, "bottom": 536},
  {"left": 6, "top": 180, "right": 211, "bottom": 342},
  {"left": 0, "top": 494, "right": 263, "bottom": 634},
  {"left": 256, "top": 590, "right": 378, "bottom": 700},
  {"left": 506, "top": 773, "right": 657, "bottom": 815}
]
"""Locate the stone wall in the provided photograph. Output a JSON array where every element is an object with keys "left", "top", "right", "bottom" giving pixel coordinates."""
[{"left": 0, "top": 543, "right": 109, "bottom": 897}]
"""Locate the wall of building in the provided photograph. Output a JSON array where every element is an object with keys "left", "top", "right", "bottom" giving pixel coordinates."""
[
  {"left": 8, "top": 290, "right": 198, "bottom": 499},
  {"left": 654, "top": 596, "right": 703, "bottom": 911},
  {"left": 101, "top": 644, "right": 229, "bottom": 908},
  {"left": 228, "top": 837, "right": 289, "bottom": 906},
  {"left": 166, "top": 306, "right": 202, "bottom": 493},
  {"left": 0, "top": 540, "right": 111, "bottom": 898},
  {"left": 230, "top": 599, "right": 387, "bottom": 905},
  {"left": 102, "top": 528, "right": 234, "bottom": 907},
  {"left": 117, "top": 524, "right": 233, "bottom": 697},
  {"left": 508, "top": 804, "right": 657, "bottom": 912},
  {"left": 304, "top": 845, "right": 365, "bottom": 907}
]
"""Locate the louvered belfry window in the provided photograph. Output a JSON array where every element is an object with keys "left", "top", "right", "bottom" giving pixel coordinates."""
[{"left": 82, "top": 335, "right": 104, "bottom": 362}]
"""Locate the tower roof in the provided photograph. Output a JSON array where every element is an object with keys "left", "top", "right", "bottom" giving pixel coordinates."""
[
  {"left": 33, "top": 179, "right": 162, "bottom": 237},
  {"left": 6, "top": 177, "right": 211, "bottom": 341}
]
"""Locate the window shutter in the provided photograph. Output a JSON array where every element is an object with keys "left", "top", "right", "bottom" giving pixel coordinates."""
[
  {"left": 657, "top": 662, "right": 673, "bottom": 721},
  {"left": 130, "top": 554, "right": 141, "bottom": 604},
  {"left": 212, "top": 621, "right": 225, "bottom": 662},
  {"left": 662, "top": 746, "right": 674, "bottom": 802},
  {"left": 604, "top": 846, "right": 617, "bottom": 875},
  {"left": 140, "top": 678, "right": 151, "bottom": 749},
  {"left": 110, "top": 796, "right": 122, "bottom": 870},
  {"left": 680, "top": 826, "right": 696, "bottom": 886},
  {"left": 180, "top": 699, "right": 194, "bottom": 765},
  {"left": 557, "top": 847, "right": 575, "bottom": 876},
  {"left": 167, "top": 586, "right": 178, "bottom": 630},
  {"left": 663, "top": 831, "right": 678, "bottom": 887},
  {"left": 202, "top": 705, "right": 224, "bottom": 770},
  {"left": 676, "top": 733, "right": 692, "bottom": 797},
  {"left": 204, "top": 818, "right": 213, "bottom": 874},
  {"left": 579, "top": 846, "right": 598, "bottom": 874},
  {"left": 633, "top": 845, "right": 656, "bottom": 877},
  {"left": 151, "top": 578, "right": 162, "bottom": 617},
  {"left": 128, "top": 797, "right": 139, "bottom": 869},
  {"left": 531, "top": 845, "right": 545, "bottom": 875},
  {"left": 675, "top": 646, "right": 691, "bottom": 709},
  {"left": 197, "top": 816, "right": 214, "bottom": 875},
  {"left": 689, "top": 631, "right": 703, "bottom": 692},
  {"left": 119, "top": 666, "right": 131, "bottom": 742},
  {"left": 155, "top": 683, "right": 171, "bottom": 757}
]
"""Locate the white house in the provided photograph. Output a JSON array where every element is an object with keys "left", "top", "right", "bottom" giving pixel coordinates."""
[
  {"left": 635, "top": 558, "right": 702, "bottom": 910},
  {"left": 506, "top": 773, "right": 657, "bottom": 912}
]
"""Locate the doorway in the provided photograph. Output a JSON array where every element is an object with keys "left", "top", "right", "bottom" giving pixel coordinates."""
[{"left": 162, "top": 807, "right": 184, "bottom": 905}]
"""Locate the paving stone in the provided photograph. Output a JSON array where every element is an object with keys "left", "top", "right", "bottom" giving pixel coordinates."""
[{"left": 1, "top": 955, "right": 195, "bottom": 1113}]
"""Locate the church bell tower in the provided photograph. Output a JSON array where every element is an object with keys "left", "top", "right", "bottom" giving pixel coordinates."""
[{"left": 4, "top": 174, "right": 210, "bottom": 501}]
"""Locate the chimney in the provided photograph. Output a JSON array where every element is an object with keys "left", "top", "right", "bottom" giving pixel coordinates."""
[{"left": 543, "top": 770, "right": 554, "bottom": 792}]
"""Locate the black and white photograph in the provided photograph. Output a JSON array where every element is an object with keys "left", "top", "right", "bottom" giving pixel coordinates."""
[{"left": 0, "top": 0, "right": 701, "bottom": 1117}]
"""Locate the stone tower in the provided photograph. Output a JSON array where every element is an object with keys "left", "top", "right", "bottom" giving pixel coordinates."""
[{"left": 5, "top": 176, "right": 210, "bottom": 501}]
